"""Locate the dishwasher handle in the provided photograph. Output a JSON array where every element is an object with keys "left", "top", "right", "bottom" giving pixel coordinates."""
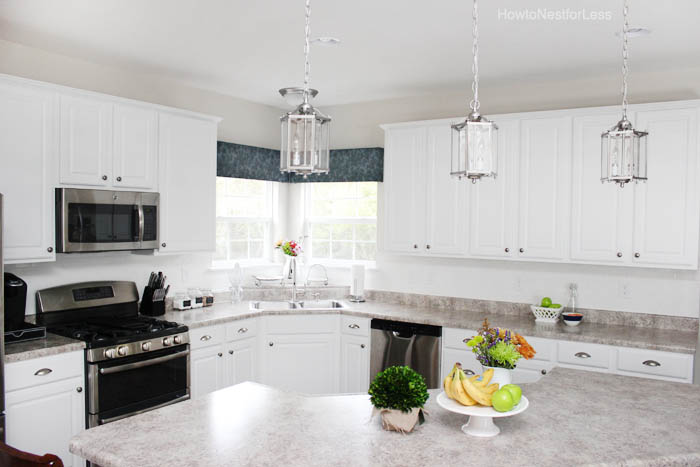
[{"left": 391, "top": 330, "right": 415, "bottom": 339}]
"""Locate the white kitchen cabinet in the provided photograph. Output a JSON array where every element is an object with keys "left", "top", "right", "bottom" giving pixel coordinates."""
[
  {"left": 112, "top": 103, "right": 158, "bottom": 190},
  {"left": 516, "top": 116, "right": 572, "bottom": 261},
  {"left": 190, "top": 345, "right": 225, "bottom": 399},
  {"left": 0, "top": 79, "right": 57, "bottom": 263},
  {"left": 571, "top": 112, "right": 634, "bottom": 264},
  {"left": 632, "top": 107, "right": 699, "bottom": 268},
  {"left": 382, "top": 125, "right": 426, "bottom": 253},
  {"left": 158, "top": 111, "right": 217, "bottom": 254},
  {"left": 467, "top": 118, "right": 519, "bottom": 258},
  {"left": 224, "top": 337, "right": 258, "bottom": 386},
  {"left": 59, "top": 94, "right": 113, "bottom": 187},
  {"left": 5, "top": 351, "right": 84, "bottom": 467},
  {"left": 340, "top": 334, "right": 370, "bottom": 393}
]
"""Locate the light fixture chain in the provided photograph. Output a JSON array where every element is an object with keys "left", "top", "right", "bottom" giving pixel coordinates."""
[
  {"left": 304, "top": 0, "right": 312, "bottom": 93},
  {"left": 621, "top": 0, "right": 629, "bottom": 118},
  {"left": 470, "top": 0, "right": 480, "bottom": 113}
]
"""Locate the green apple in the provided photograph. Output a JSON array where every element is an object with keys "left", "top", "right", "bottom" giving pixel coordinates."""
[
  {"left": 540, "top": 297, "right": 552, "bottom": 307},
  {"left": 491, "top": 388, "right": 514, "bottom": 412},
  {"left": 502, "top": 384, "right": 522, "bottom": 405},
  {"left": 550, "top": 304, "right": 562, "bottom": 309}
]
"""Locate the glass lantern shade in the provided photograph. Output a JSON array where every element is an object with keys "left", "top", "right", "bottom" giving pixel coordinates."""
[
  {"left": 451, "top": 113, "right": 498, "bottom": 180},
  {"left": 280, "top": 103, "right": 331, "bottom": 176},
  {"left": 601, "top": 118, "right": 648, "bottom": 186}
]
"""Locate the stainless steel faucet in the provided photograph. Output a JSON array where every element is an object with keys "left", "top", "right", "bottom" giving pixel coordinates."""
[{"left": 286, "top": 257, "right": 303, "bottom": 304}]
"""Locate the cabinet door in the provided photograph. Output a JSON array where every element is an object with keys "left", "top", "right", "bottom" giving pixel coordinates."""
[
  {"left": 632, "top": 108, "right": 699, "bottom": 268},
  {"left": 441, "top": 347, "right": 481, "bottom": 381},
  {"left": 59, "top": 95, "right": 112, "bottom": 186},
  {"left": 6, "top": 376, "right": 84, "bottom": 467},
  {"left": 340, "top": 335, "right": 369, "bottom": 393},
  {"left": 571, "top": 113, "right": 634, "bottom": 263},
  {"left": 468, "top": 118, "right": 519, "bottom": 258},
  {"left": 0, "top": 81, "right": 56, "bottom": 263},
  {"left": 517, "top": 116, "right": 572, "bottom": 260},
  {"left": 113, "top": 104, "right": 158, "bottom": 190},
  {"left": 263, "top": 334, "right": 337, "bottom": 394},
  {"left": 425, "top": 125, "right": 467, "bottom": 255},
  {"left": 158, "top": 112, "right": 217, "bottom": 253},
  {"left": 224, "top": 337, "right": 258, "bottom": 387},
  {"left": 190, "top": 345, "right": 224, "bottom": 399},
  {"left": 382, "top": 126, "right": 426, "bottom": 253}
]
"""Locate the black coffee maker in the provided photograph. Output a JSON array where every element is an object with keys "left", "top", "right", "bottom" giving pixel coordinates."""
[{"left": 4, "top": 272, "right": 27, "bottom": 331}]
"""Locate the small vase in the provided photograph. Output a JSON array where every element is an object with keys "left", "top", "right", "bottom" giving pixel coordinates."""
[{"left": 481, "top": 366, "right": 513, "bottom": 388}]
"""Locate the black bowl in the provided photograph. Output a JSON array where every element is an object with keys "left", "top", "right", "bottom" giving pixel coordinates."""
[{"left": 562, "top": 313, "right": 583, "bottom": 322}]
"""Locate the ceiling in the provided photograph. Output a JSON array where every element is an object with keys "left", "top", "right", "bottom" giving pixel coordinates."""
[{"left": 0, "top": 0, "right": 698, "bottom": 107}]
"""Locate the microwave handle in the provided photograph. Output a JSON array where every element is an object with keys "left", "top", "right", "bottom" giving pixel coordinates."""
[{"left": 138, "top": 202, "right": 145, "bottom": 243}]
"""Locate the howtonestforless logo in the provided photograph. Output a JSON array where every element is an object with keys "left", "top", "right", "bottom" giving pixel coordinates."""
[{"left": 497, "top": 8, "right": 613, "bottom": 22}]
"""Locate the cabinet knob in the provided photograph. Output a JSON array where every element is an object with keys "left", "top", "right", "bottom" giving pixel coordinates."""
[
  {"left": 426, "top": 245, "right": 431, "bottom": 250},
  {"left": 34, "top": 368, "right": 52, "bottom": 376},
  {"left": 237, "top": 328, "right": 248, "bottom": 334},
  {"left": 102, "top": 175, "right": 108, "bottom": 181},
  {"left": 642, "top": 360, "right": 661, "bottom": 367},
  {"left": 616, "top": 252, "right": 623, "bottom": 258},
  {"left": 462, "top": 338, "right": 469, "bottom": 344},
  {"left": 574, "top": 352, "right": 591, "bottom": 359},
  {"left": 464, "top": 369, "right": 475, "bottom": 376},
  {"left": 360, "top": 344, "right": 366, "bottom": 349},
  {"left": 519, "top": 248, "right": 524, "bottom": 253},
  {"left": 47, "top": 247, "right": 53, "bottom": 253},
  {"left": 161, "top": 243, "right": 167, "bottom": 248},
  {"left": 634, "top": 252, "right": 640, "bottom": 258},
  {"left": 116, "top": 176, "right": 122, "bottom": 182},
  {"left": 229, "top": 350, "right": 234, "bottom": 355},
  {"left": 348, "top": 324, "right": 360, "bottom": 329},
  {"left": 269, "top": 342, "right": 274, "bottom": 347},
  {"left": 200, "top": 335, "right": 212, "bottom": 341},
  {"left": 504, "top": 248, "right": 510, "bottom": 253},
  {"left": 541, "top": 369, "right": 547, "bottom": 375},
  {"left": 76, "top": 387, "right": 83, "bottom": 393},
  {"left": 217, "top": 352, "right": 223, "bottom": 357},
  {"left": 413, "top": 244, "right": 418, "bottom": 249}
]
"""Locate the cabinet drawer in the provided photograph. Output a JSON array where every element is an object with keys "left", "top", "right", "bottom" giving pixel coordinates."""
[
  {"left": 341, "top": 316, "right": 370, "bottom": 337},
  {"left": 443, "top": 328, "right": 477, "bottom": 350},
  {"left": 189, "top": 325, "right": 225, "bottom": 350},
  {"left": 525, "top": 336, "right": 555, "bottom": 362},
  {"left": 264, "top": 315, "right": 338, "bottom": 334},
  {"left": 225, "top": 318, "right": 258, "bottom": 341},
  {"left": 617, "top": 348, "right": 693, "bottom": 380},
  {"left": 557, "top": 341, "right": 611, "bottom": 369},
  {"left": 5, "top": 351, "right": 83, "bottom": 392}
]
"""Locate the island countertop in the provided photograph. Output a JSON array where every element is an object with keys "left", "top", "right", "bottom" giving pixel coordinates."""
[{"left": 70, "top": 368, "right": 700, "bottom": 467}]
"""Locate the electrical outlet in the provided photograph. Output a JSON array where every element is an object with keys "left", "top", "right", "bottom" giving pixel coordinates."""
[{"left": 619, "top": 282, "right": 632, "bottom": 299}]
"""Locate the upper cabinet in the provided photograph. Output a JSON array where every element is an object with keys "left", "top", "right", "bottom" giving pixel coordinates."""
[
  {"left": 382, "top": 101, "right": 700, "bottom": 270},
  {"left": 59, "top": 96, "right": 158, "bottom": 190},
  {"left": 0, "top": 79, "right": 57, "bottom": 263}
]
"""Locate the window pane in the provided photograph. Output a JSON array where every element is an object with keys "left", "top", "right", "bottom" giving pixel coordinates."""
[
  {"left": 311, "top": 199, "right": 333, "bottom": 217},
  {"left": 312, "top": 223, "right": 331, "bottom": 240},
  {"left": 249, "top": 241, "right": 264, "bottom": 258},
  {"left": 331, "top": 241, "right": 353, "bottom": 260},
  {"left": 312, "top": 240, "right": 331, "bottom": 258},
  {"left": 331, "top": 224, "right": 353, "bottom": 241},
  {"left": 229, "top": 241, "right": 248, "bottom": 259},
  {"left": 229, "top": 223, "right": 247, "bottom": 240},
  {"left": 356, "top": 242, "right": 376, "bottom": 261},
  {"left": 355, "top": 224, "right": 376, "bottom": 241},
  {"left": 249, "top": 222, "right": 265, "bottom": 239}
]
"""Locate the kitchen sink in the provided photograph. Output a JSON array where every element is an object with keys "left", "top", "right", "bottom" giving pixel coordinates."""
[{"left": 249, "top": 300, "right": 348, "bottom": 311}]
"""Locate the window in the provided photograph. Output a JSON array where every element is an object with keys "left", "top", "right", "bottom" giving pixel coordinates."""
[
  {"left": 214, "top": 177, "right": 274, "bottom": 264},
  {"left": 304, "top": 182, "right": 377, "bottom": 262}
]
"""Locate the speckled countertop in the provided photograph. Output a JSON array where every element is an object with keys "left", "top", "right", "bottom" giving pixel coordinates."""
[
  {"left": 4, "top": 333, "right": 85, "bottom": 363},
  {"left": 165, "top": 300, "right": 698, "bottom": 354},
  {"left": 70, "top": 368, "right": 700, "bottom": 467}
]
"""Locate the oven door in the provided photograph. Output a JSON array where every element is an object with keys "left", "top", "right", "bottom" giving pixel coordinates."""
[{"left": 87, "top": 345, "right": 189, "bottom": 427}]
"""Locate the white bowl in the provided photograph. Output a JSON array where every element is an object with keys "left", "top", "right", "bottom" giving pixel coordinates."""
[{"left": 563, "top": 319, "right": 581, "bottom": 327}]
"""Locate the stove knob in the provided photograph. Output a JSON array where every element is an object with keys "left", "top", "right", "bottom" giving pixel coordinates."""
[
  {"left": 141, "top": 342, "right": 152, "bottom": 351},
  {"left": 105, "top": 348, "right": 116, "bottom": 359},
  {"left": 117, "top": 346, "right": 128, "bottom": 357},
  {"left": 173, "top": 335, "right": 182, "bottom": 345},
  {"left": 163, "top": 337, "right": 173, "bottom": 347}
]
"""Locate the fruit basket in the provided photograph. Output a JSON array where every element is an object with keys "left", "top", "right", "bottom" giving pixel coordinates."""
[
  {"left": 437, "top": 392, "right": 529, "bottom": 437},
  {"left": 530, "top": 305, "right": 562, "bottom": 323}
]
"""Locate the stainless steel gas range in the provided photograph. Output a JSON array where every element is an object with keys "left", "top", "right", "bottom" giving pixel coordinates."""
[{"left": 36, "top": 281, "right": 190, "bottom": 428}]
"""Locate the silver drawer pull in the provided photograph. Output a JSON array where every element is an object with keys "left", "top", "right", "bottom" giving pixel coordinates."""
[
  {"left": 348, "top": 324, "right": 360, "bottom": 329},
  {"left": 643, "top": 360, "right": 661, "bottom": 367},
  {"left": 200, "top": 335, "right": 212, "bottom": 341},
  {"left": 462, "top": 338, "right": 469, "bottom": 344},
  {"left": 574, "top": 352, "right": 591, "bottom": 359},
  {"left": 464, "top": 369, "right": 475, "bottom": 376},
  {"left": 237, "top": 327, "right": 248, "bottom": 334},
  {"left": 34, "top": 368, "right": 52, "bottom": 376}
]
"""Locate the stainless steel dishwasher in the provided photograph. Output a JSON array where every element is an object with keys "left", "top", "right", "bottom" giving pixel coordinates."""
[{"left": 370, "top": 319, "right": 442, "bottom": 389}]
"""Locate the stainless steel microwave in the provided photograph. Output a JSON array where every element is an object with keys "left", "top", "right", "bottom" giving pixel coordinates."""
[{"left": 56, "top": 188, "right": 159, "bottom": 253}]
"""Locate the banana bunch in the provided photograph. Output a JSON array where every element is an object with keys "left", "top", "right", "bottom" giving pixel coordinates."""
[{"left": 443, "top": 363, "right": 500, "bottom": 407}]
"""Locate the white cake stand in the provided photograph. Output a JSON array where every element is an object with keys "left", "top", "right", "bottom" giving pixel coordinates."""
[{"left": 436, "top": 392, "right": 529, "bottom": 437}]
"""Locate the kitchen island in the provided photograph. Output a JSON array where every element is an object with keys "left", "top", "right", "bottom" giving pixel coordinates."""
[{"left": 70, "top": 368, "right": 700, "bottom": 467}]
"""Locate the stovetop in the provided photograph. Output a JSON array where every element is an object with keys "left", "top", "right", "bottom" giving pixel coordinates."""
[{"left": 48, "top": 315, "right": 187, "bottom": 348}]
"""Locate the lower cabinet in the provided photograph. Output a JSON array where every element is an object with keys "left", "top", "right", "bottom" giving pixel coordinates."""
[
  {"left": 224, "top": 337, "right": 258, "bottom": 387},
  {"left": 5, "top": 352, "right": 84, "bottom": 467},
  {"left": 340, "top": 335, "right": 370, "bottom": 393},
  {"left": 190, "top": 345, "right": 225, "bottom": 399}
]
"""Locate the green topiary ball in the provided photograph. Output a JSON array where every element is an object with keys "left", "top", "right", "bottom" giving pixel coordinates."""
[{"left": 368, "top": 366, "right": 429, "bottom": 413}]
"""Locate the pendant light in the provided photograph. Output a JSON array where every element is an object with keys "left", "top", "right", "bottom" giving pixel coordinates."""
[
  {"left": 451, "top": 0, "right": 498, "bottom": 183},
  {"left": 279, "top": 0, "right": 331, "bottom": 177},
  {"left": 601, "top": 0, "right": 648, "bottom": 186}
]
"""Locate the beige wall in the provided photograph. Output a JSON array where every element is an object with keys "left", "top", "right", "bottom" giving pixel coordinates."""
[{"left": 0, "top": 38, "right": 282, "bottom": 149}]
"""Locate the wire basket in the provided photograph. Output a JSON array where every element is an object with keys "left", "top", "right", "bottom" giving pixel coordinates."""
[{"left": 530, "top": 305, "right": 562, "bottom": 323}]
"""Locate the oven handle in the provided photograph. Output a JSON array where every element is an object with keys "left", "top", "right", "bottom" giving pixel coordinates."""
[
  {"left": 98, "top": 393, "right": 190, "bottom": 425},
  {"left": 99, "top": 349, "right": 189, "bottom": 375}
]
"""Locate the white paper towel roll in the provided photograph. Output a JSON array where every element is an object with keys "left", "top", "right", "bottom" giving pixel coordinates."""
[{"left": 351, "top": 264, "right": 365, "bottom": 298}]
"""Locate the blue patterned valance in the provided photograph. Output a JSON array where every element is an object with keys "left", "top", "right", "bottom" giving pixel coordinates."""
[{"left": 217, "top": 142, "right": 383, "bottom": 183}]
